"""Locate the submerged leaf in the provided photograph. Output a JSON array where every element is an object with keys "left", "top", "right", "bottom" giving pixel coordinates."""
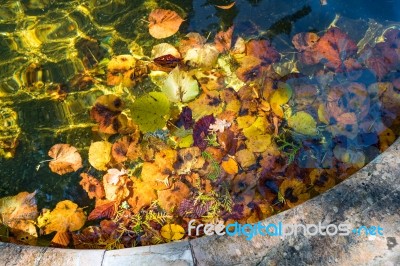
[
  {"left": 162, "top": 67, "right": 200, "bottom": 103},
  {"left": 48, "top": 144, "right": 82, "bottom": 175},
  {"left": 270, "top": 83, "right": 293, "bottom": 117},
  {"left": 287, "top": 111, "right": 318, "bottom": 136},
  {"left": 148, "top": 9, "right": 184, "bottom": 39},
  {"left": 90, "top": 94, "right": 124, "bottom": 135},
  {"left": 0, "top": 191, "right": 38, "bottom": 224}
]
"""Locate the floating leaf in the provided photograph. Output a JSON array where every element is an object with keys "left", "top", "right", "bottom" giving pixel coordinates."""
[
  {"left": 0, "top": 191, "right": 38, "bottom": 224},
  {"left": 160, "top": 223, "right": 185, "bottom": 241},
  {"left": 8, "top": 220, "right": 38, "bottom": 245},
  {"left": 157, "top": 181, "right": 190, "bottom": 213},
  {"left": 221, "top": 158, "right": 239, "bottom": 175},
  {"left": 246, "top": 134, "right": 272, "bottom": 153},
  {"left": 103, "top": 169, "right": 131, "bottom": 201},
  {"left": 48, "top": 144, "right": 82, "bottom": 175},
  {"left": 151, "top": 43, "right": 181, "bottom": 59},
  {"left": 246, "top": 39, "right": 280, "bottom": 65},
  {"left": 88, "top": 141, "right": 112, "bottom": 171},
  {"left": 209, "top": 118, "right": 231, "bottom": 133},
  {"left": 193, "top": 115, "right": 215, "bottom": 151},
  {"left": 235, "top": 149, "right": 256, "bottom": 168},
  {"left": 39, "top": 200, "right": 86, "bottom": 234},
  {"left": 287, "top": 111, "right": 318, "bottom": 136},
  {"left": 178, "top": 32, "right": 206, "bottom": 57},
  {"left": 148, "top": 9, "right": 184, "bottom": 39},
  {"left": 79, "top": 173, "right": 105, "bottom": 200},
  {"left": 128, "top": 180, "right": 157, "bottom": 213},
  {"left": 279, "top": 179, "right": 310, "bottom": 208},
  {"left": 90, "top": 94, "right": 124, "bottom": 135},
  {"left": 215, "top": 26, "right": 234, "bottom": 53},
  {"left": 88, "top": 201, "right": 116, "bottom": 221},
  {"left": 131, "top": 92, "right": 170, "bottom": 133},
  {"left": 162, "top": 67, "right": 199, "bottom": 103},
  {"left": 184, "top": 44, "right": 220, "bottom": 68},
  {"left": 51, "top": 232, "right": 70, "bottom": 247}
]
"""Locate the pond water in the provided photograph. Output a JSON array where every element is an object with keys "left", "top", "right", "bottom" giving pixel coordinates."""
[{"left": 0, "top": 0, "right": 399, "bottom": 248}]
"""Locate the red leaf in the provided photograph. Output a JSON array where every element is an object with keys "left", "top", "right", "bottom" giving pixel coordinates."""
[
  {"left": 246, "top": 39, "right": 280, "bottom": 65},
  {"left": 153, "top": 54, "right": 182, "bottom": 68},
  {"left": 88, "top": 201, "right": 116, "bottom": 221}
]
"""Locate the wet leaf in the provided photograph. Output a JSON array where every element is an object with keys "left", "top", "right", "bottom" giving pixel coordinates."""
[
  {"left": 160, "top": 223, "right": 185, "bottom": 241},
  {"left": 379, "top": 128, "right": 396, "bottom": 152},
  {"left": 235, "top": 149, "right": 256, "bottom": 168},
  {"left": 178, "top": 106, "right": 194, "bottom": 129},
  {"left": 246, "top": 39, "right": 280, "bottom": 65},
  {"left": 128, "top": 180, "right": 157, "bottom": 213},
  {"left": 103, "top": 169, "right": 131, "bottom": 201},
  {"left": 131, "top": 92, "right": 170, "bottom": 133},
  {"left": 279, "top": 179, "right": 310, "bottom": 208},
  {"left": 79, "top": 173, "right": 105, "bottom": 200},
  {"left": 88, "top": 141, "right": 112, "bottom": 171},
  {"left": 151, "top": 43, "right": 181, "bottom": 59},
  {"left": 270, "top": 83, "right": 293, "bottom": 117},
  {"left": 287, "top": 111, "right": 318, "bottom": 136},
  {"left": 188, "top": 91, "right": 223, "bottom": 119},
  {"left": 292, "top": 32, "right": 319, "bottom": 52},
  {"left": 51, "top": 231, "right": 70, "bottom": 247},
  {"left": 90, "top": 94, "right": 124, "bottom": 135},
  {"left": 221, "top": 158, "right": 239, "bottom": 175},
  {"left": 88, "top": 201, "right": 116, "bottom": 221},
  {"left": 157, "top": 181, "right": 190, "bottom": 213},
  {"left": 174, "top": 147, "right": 205, "bottom": 175},
  {"left": 215, "top": 26, "right": 234, "bottom": 53},
  {"left": 48, "top": 144, "right": 82, "bottom": 175},
  {"left": 184, "top": 44, "right": 220, "bottom": 68},
  {"left": 8, "top": 220, "right": 38, "bottom": 245},
  {"left": 246, "top": 134, "right": 272, "bottom": 153},
  {"left": 0, "top": 191, "right": 38, "bottom": 224},
  {"left": 39, "top": 200, "right": 86, "bottom": 234},
  {"left": 162, "top": 67, "right": 200, "bottom": 103},
  {"left": 178, "top": 32, "right": 206, "bottom": 57},
  {"left": 215, "top": 2, "right": 236, "bottom": 9},
  {"left": 148, "top": 9, "right": 184, "bottom": 39}
]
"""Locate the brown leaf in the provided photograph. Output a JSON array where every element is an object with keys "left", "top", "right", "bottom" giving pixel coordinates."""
[
  {"left": 48, "top": 144, "right": 82, "bottom": 175},
  {"left": 157, "top": 181, "right": 190, "bottom": 213},
  {"left": 215, "top": 2, "right": 236, "bottom": 9},
  {"left": 0, "top": 191, "right": 38, "bottom": 224},
  {"left": 215, "top": 26, "right": 234, "bottom": 53},
  {"left": 51, "top": 231, "right": 70, "bottom": 247},
  {"left": 112, "top": 135, "right": 142, "bottom": 163},
  {"left": 292, "top": 32, "right": 319, "bottom": 52},
  {"left": 246, "top": 40, "right": 280, "bottom": 65},
  {"left": 148, "top": 9, "right": 184, "bottom": 39},
  {"left": 178, "top": 32, "right": 206, "bottom": 57},
  {"left": 103, "top": 169, "right": 131, "bottom": 201},
  {"left": 88, "top": 201, "right": 116, "bottom": 221},
  {"left": 79, "top": 173, "right": 105, "bottom": 200},
  {"left": 90, "top": 94, "right": 124, "bottom": 135}
]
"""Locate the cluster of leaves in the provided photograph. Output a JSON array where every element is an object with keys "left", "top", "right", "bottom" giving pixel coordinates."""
[{"left": 2, "top": 6, "right": 400, "bottom": 249}]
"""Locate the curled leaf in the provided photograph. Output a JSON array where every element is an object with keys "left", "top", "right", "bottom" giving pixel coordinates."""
[
  {"left": 148, "top": 9, "right": 184, "bottom": 39},
  {"left": 79, "top": 173, "right": 105, "bottom": 200},
  {"left": 103, "top": 169, "right": 131, "bottom": 201},
  {"left": 215, "top": 2, "right": 236, "bottom": 9},
  {"left": 48, "top": 144, "right": 82, "bottom": 175}
]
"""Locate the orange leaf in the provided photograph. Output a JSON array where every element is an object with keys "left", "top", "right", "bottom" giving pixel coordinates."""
[
  {"left": 0, "top": 191, "right": 38, "bottom": 224},
  {"left": 215, "top": 26, "right": 234, "bottom": 53},
  {"left": 51, "top": 231, "right": 70, "bottom": 247},
  {"left": 148, "top": 9, "right": 184, "bottom": 39},
  {"left": 221, "top": 157, "right": 239, "bottom": 175},
  {"left": 88, "top": 201, "right": 116, "bottom": 221},
  {"left": 48, "top": 144, "right": 82, "bottom": 175},
  {"left": 215, "top": 2, "right": 236, "bottom": 9}
]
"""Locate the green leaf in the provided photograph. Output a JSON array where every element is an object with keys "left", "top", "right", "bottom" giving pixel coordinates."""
[
  {"left": 131, "top": 92, "right": 170, "bottom": 133},
  {"left": 287, "top": 111, "right": 318, "bottom": 136},
  {"left": 162, "top": 67, "right": 199, "bottom": 103}
]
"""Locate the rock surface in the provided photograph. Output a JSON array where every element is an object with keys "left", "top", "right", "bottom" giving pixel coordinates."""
[{"left": 1, "top": 139, "right": 400, "bottom": 266}]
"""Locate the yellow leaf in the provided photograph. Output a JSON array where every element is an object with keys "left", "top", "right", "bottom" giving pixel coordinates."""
[
  {"left": 221, "top": 158, "right": 239, "bottom": 175},
  {"left": 287, "top": 111, "right": 318, "bottom": 136},
  {"left": 88, "top": 141, "right": 112, "bottom": 171},
  {"left": 246, "top": 134, "right": 272, "bottom": 153},
  {"left": 237, "top": 115, "right": 256, "bottom": 129},
  {"left": 235, "top": 149, "right": 256, "bottom": 168},
  {"left": 39, "top": 200, "right": 86, "bottom": 234},
  {"left": 242, "top": 117, "right": 268, "bottom": 139},
  {"left": 160, "top": 223, "right": 185, "bottom": 241},
  {"left": 8, "top": 220, "right": 38, "bottom": 245},
  {"left": 270, "top": 83, "right": 292, "bottom": 117}
]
